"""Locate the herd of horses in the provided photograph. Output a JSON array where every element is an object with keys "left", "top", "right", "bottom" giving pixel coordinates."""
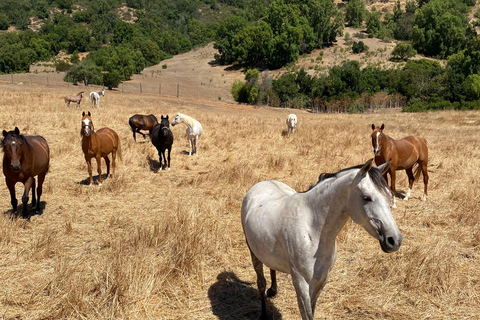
[
  {"left": 1, "top": 104, "right": 429, "bottom": 319},
  {"left": 64, "top": 89, "right": 105, "bottom": 109}
]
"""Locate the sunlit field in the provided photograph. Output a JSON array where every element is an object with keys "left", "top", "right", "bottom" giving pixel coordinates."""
[{"left": 0, "top": 83, "right": 478, "bottom": 319}]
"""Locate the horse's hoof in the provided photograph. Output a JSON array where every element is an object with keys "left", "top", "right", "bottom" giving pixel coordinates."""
[
  {"left": 168, "top": 167, "right": 170, "bottom": 171},
  {"left": 98, "top": 183, "right": 102, "bottom": 187},
  {"left": 403, "top": 197, "right": 409, "bottom": 201}
]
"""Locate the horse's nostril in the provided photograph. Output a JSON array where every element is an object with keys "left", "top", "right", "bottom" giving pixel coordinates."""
[{"left": 387, "top": 237, "right": 395, "bottom": 247}]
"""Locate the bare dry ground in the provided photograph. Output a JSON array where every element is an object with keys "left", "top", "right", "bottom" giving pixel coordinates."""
[{"left": 0, "top": 83, "right": 478, "bottom": 319}]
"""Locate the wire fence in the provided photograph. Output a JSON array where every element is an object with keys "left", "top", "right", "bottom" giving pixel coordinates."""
[{"left": 0, "top": 72, "right": 233, "bottom": 103}]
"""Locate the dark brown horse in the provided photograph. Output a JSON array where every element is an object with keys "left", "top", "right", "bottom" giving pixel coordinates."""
[
  {"left": 371, "top": 123, "right": 429, "bottom": 208},
  {"left": 150, "top": 115, "right": 174, "bottom": 171},
  {"left": 129, "top": 114, "right": 158, "bottom": 142},
  {"left": 81, "top": 111, "right": 121, "bottom": 185},
  {"left": 2, "top": 127, "right": 50, "bottom": 218}
]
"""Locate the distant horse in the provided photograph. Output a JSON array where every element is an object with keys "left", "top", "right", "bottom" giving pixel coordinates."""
[
  {"left": 65, "top": 92, "right": 84, "bottom": 108},
  {"left": 2, "top": 127, "right": 50, "bottom": 218},
  {"left": 129, "top": 114, "right": 158, "bottom": 142},
  {"left": 171, "top": 113, "right": 203, "bottom": 156},
  {"left": 371, "top": 123, "right": 429, "bottom": 208},
  {"left": 89, "top": 89, "right": 105, "bottom": 108},
  {"left": 242, "top": 159, "right": 402, "bottom": 320},
  {"left": 286, "top": 114, "right": 297, "bottom": 137},
  {"left": 150, "top": 115, "right": 174, "bottom": 171},
  {"left": 81, "top": 111, "right": 121, "bottom": 185}
]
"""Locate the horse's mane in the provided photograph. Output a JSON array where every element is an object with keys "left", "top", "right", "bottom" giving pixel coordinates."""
[
  {"left": 2, "top": 131, "right": 30, "bottom": 152},
  {"left": 303, "top": 164, "right": 390, "bottom": 197}
]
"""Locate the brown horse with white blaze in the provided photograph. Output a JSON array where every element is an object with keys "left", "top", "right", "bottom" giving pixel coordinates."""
[
  {"left": 81, "top": 111, "right": 121, "bottom": 185},
  {"left": 2, "top": 127, "right": 50, "bottom": 218},
  {"left": 371, "top": 124, "right": 428, "bottom": 208}
]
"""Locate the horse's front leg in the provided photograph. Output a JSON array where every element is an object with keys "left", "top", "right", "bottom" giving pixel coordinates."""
[
  {"left": 21, "top": 177, "right": 34, "bottom": 219},
  {"left": 166, "top": 147, "right": 171, "bottom": 171},
  {"left": 85, "top": 157, "right": 94, "bottom": 185},
  {"left": 291, "top": 270, "right": 314, "bottom": 320},
  {"left": 6, "top": 179, "right": 17, "bottom": 213},
  {"left": 188, "top": 138, "right": 192, "bottom": 156},
  {"left": 158, "top": 150, "right": 165, "bottom": 170},
  {"left": 390, "top": 170, "right": 397, "bottom": 208},
  {"left": 96, "top": 155, "right": 103, "bottom": 185}
]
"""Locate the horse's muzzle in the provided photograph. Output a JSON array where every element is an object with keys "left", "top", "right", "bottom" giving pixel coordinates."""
[
  {"left": 11, "top": 164, "right": 21, "bottom": 171},
  {"left": 379, "top": 232, "right": 402, "bottom": 253},
  {"left": 374, "top": 149, "right": 381, "bottom": 156}
]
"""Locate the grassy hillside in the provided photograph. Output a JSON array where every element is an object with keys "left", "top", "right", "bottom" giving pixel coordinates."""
[{"left": 0, "top": 82, "right": 478, "bottom": 319}]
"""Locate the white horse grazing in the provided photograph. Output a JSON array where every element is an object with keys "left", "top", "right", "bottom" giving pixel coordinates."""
[
  {"left": 242, "top": 159, "right": 402, "bottom": 320},
  {"left": 286, "top": 113, "right": 297, "bottom": 137},
  {"left": 89, "top": 89, "right": 105, "bottom": 108},
  {"left": 171, "top": 113, "right": 203, "bottom": 156}
]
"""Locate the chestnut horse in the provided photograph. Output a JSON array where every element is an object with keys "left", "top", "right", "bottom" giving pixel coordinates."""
[
  {"left": 81, "top": 111, "right": 121, "bottom": 185},
  {"left": 371, "top": 124, "right": 428, "bottom": 208},
  {"left": 129, "top": 114, "right": 158, "bottom": 142},
  {"left": 2, "top": 127, "right": 50, "bottom": 218}
]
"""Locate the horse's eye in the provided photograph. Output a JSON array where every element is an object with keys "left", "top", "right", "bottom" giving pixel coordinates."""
[{"left": 363, "top": 196, "right": 373, "bottom": 202}]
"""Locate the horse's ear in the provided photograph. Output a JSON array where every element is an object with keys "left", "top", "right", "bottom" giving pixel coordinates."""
[
  {"left": 166, "top": 115, "right": 169, "bottom": 120},
  {"left": 2, "top": 130, "right": 7, "bottom": 137},
  {"left": 161, "top": 115, "right": 164, "bottom": 119},
  {"left": 88, "top": 111, "right": 91, "bottom": 117},
  {"left": 360, "top": 158, "right": 374, "bottom": 175},
  {"left": 380, "top": 124, "right": 385, "bottom": 131},
  {"left": 82, "top": 111, "right": 85, "bottom": 117},
  {"left": 377, "top": 159, "right": 391, "bottom": 175},
  {"left": 14, "top": 127, "right": 19, "bottom": 135},
  {"left": 371, "top": 124, "right": 375, "bottom": 130}
]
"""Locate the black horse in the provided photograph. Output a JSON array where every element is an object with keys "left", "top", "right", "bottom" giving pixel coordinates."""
[{"left": 150, "top": 115, "right": 174, "bottom": 171}]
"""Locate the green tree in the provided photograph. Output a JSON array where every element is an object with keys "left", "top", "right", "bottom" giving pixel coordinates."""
[
  {"left": 463, "top": 74, "right": 480, "bottom": 100},
  {"left": 345, "top": 0, "right": 366, "bottom": 28},
  {"left": 411, "top": 0, "right": 470, "bottom": 58},
  {"left": 391, "top": 43, "right": 417, "bottom": 61},
  {"left": 366, "top": 7, "right": 382, "bottom": 37}
]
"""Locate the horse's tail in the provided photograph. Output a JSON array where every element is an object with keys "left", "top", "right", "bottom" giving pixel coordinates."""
[
  {"left": 413, "top": 163, "right": 422, "bottom": 181},
  {"left": 117, "top": 138, "right": 123, "bottom": 163}
]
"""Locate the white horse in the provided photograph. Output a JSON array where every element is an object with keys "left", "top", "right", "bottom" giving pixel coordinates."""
[
  {"left": 171, "top": 113, "right": 203, "bottom": 156},
  {"left": 89, "top": 89, "right": 105, "bottom": 108},
  {"left": 241, "top": 159, "right": 402, "bottom": 320},
  {"left": 286, "top": 113, "right": 297, "bottom": 137}
]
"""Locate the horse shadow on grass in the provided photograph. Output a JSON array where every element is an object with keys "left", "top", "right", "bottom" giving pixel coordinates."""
[
  {"left": 77, "top": 174, "right": 109, "bottom": 185},
  {"left": 4, "top": 201, "right": 47, "bottom": 219},
  {"left": 146, "top": 155, "right": 161, "bottom": 172},
  {"left": 208, "top": 271, "right": 282, "bottom": 320}
]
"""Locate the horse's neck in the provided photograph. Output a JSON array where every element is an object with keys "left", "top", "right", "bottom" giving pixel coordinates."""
[{"left": 305, "top": 174, "right": 353, "bottom": 241}]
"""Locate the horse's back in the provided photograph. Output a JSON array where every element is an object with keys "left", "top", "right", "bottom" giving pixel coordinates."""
[
  {"left": 96, "top": 128, "right": 119, "bottom": 149},
  {"left": 397, "top": 136, "right": 428, "bottom": 163}
]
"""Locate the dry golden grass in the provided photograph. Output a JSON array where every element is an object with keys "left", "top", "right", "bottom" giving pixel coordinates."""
[{"left": 0, "top": 83, "right": 479, "bottom": 319}]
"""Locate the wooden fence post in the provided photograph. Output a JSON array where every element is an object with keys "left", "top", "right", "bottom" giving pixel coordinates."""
[
  {"left": 177, "top": 83, "right": 179, "bottom": 97},
  {"left": 159, "top": 83, "right": 161, "bottom": 95},
  {"left": 140, "top": 82, "right": 142, "bottom": 93}
]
